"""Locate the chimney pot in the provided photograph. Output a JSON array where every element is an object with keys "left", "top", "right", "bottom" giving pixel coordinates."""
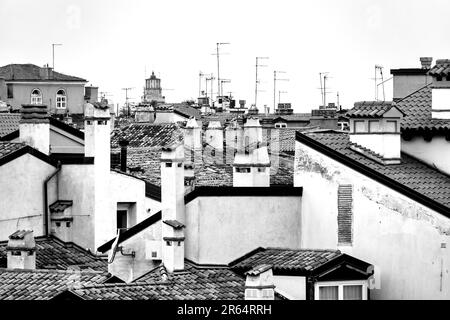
[
  {"left": 6, "top": 230, "right": 36, "bottom": 269},
  {"left": 420, "top": 57, "right": 433, "bottom": 69}
]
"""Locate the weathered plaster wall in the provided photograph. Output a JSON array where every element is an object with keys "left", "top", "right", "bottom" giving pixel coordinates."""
[
  {"left": 294, "top": 140, "right": 450, "bottom": 299},
  {"left": 393, "top": 74, "right": 431, "bottom": 100},
  {"left": 154, "top": 112, "right": 186, "bottom": 124},
  {"left": 0, "top": 154, "right": 55, "bottom": 241},
  {"left": 185, "top": 196, "right": 302, "bottom": 265},
  {"left": 108, "top": 220, "right": 162, "bottom": 283},
  {"left": 49, "top": 127, "right": 84, "bottom": 154},
  {"left": 273, "top": 275, "right": 306, "bottom": 300},
  {"left": 402, "top": 136, "right": 450, "bottom": 176},
  {"left": 144, "top": 197, "right": 162, "bottom": 218}
]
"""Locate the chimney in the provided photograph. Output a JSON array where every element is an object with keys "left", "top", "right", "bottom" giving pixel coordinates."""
[
  {"left": 119, "top": 139, "right": 129, "bottom": 172},
  {"left": 244, "top": 265, "right": 275, "bottom": 300},
  {"left": 39, "top": 65, "right": 53, "bottom": 80},
  {"left": 160, "top": 143, "right": 185, "bottom": 272},
  {"left": 430, "top": 59, "right": 450, "bottom": 120},
  {"left": 183, "top": 117, "right": 201, "bottom": 165},
  {"left": 420, "top": 57, "right": 433, "bottom": 69},
  {"left": 19, "top": 104, "right": 50, "bottom": 155},
  {"left": 6, "top": 230, "right": 36, "bottom": 269},
  {"left": 134, "top": 104, "right": 155, "bottom": 123},
  {"left": 239, "top": 100, "right": 246, "bottom": 109},
  {"left": 205, "top": 120, "right": 224, "bottom": 151},
  {"left": 233, "top": 146, "right": 270, "bottom": 187},
  {"left": 348, "top": 101, "right": 404, "bottom": 164},
  {"left": 225, "top": 119, "right": 244, "bottom": 160},
  {"left": 84, "top": 86, "right": 99, "bottom": 103},
  {"left": 49, "top": 200, "right": 74, "bottom": 243},
  {"left": 243, "top": 117, "right": 263, "bottom": 153}
]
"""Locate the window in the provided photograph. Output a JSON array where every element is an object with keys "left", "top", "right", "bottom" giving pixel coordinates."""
[
  {"left": 86, "top": 120, "right": 92, "bottom": 125},
  {"left": 353, "top": 120, "right": 365, "bottom": 133},
  {"left": 177, "top": 163, "right": 182, "bottom": 167},
  {"left": 11, "top": 251, "right": 21, "bottom": 256},
  {"left": 258, "top": 167, "right": 266, "bottom": 173},
  {"left": 56, "top": 222, "right": 61, "bottom": 227},
  {"left": 368, "top": 120, "right": 380, "bottom": 133},
  {"left": 275, "top": 122, "right": 287, "bottom": 128},
  {"left": 166, "top": 241, "right": 172, "bottom": 246},
  {"left": 165, "top": 163, "right": 172, "bottom": 167},
  {"left": 30, "top": 88, "right": 42, "bottom": 104},
  {"left": 97, "top": 120, "right": 107, "bottom": 125},
  {"left": 319, "top": 286, "right": 339, "bottom": 300},
  {"left": 66, "top": 222, "right": 71, "bottom": 228},
  {"left": 7, "top": 84, "right": 13, "bottom": 99},
  {"left": 236, "top": 167, "right": 251, "bottom": 173},
  {"left": 56, "top": 89, "right": 67, "bottom": 108},
  {"left": 386, "top": 120, "right": 397, "bottom": 133},
  {"left": 343, "top": 285, "right": 363, "bottom": 300},
  {"left": 117, "top": 210, "right": 127, "bottom": 230},
  {"left": 338, "top": 184, "right": 353, "bottom": 245},
  {"left": 177, "top": 241, "right": 181, "bottom": 246}
]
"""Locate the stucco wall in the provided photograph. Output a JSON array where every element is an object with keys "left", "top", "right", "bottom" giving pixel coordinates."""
[
  {"left": 273, "top": 275, "right": 306, "bottom": 300},
  {"left": 0, "top": 154, "right": 55, "bottom": 241},
  {"left": 145, "top": 197, "right": 161, "bottom": 217},
  {"left": 6, "top": 82, "right": 85, "bottom": 114},
  {"left": 393, "top": 74, "right": 431, "bottom": 100},
  {"left": 154, "top": 112, "right": 186, "bottom": 124},
  {"left": 294, "top": 139, "right": 450, "bottom": 299},
  {"left": 185, "top": 196, "right": 302, "bottom": 265},
  {"left": 402, "top": 136, "right": 450, "bottom": 176}
]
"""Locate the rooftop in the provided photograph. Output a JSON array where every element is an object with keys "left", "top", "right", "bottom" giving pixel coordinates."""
[
  {"left": 0, "top": 113, "right": 20, "bottom": 138},
  {"left": 346, "top": 101, "right": 399, "bottom": 118},
  {"left": 0, "top": 236, "right": 107, "bottom": 271}
]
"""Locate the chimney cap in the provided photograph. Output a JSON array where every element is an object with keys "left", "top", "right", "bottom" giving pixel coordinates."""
[{"left": 9, "top": 230, "right": 33, "bottom": 240}]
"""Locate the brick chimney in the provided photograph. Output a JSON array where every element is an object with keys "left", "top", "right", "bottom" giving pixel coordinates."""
[
  {"left": 244, "top": 264, "right": 275, "bottom": 300},
  {"left": 19, "top": 104, "right": 50, "bottom": 155},
  {"left": 6, "top": 230, "right": 36, "bottom": 269},
  {"left": 160, "top": 143, "right": 185, "bottom": 272},
  {"left": 430, "top": 59, "right": 450, "bottom": 120},
  {"left": 39, "top": 64, "right": 53, "bottom": 80}
]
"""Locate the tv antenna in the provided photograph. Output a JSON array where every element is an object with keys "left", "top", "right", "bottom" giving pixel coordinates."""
[
  {"left": 206, "top": 74, "right": 215, "bottom": 104},
  {"left": 255, "top": 57, "right": 269, "bottom": 109},
  {"left": 220, "top": 79, "right": 231, "bottom": 98},
  {"left": 274, "top": 70, "right": 289, "bottom": 111},
  {"left": 199, "top": 71, "right": 205, "bottom": 97},
  {"left": 318, "top": 72, "right": 333, "bottom": 107},
  {"left": 52, "top": 43, "right": 62, "bottom": 70},
  {"left": 122, "top": 87, "right": 134, "bottom": 117},
  {"left": 212, "top": 43, "right": 230, "bottom": 98}
]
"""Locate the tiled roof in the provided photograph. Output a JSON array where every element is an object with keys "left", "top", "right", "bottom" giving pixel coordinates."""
[
  {"left": 231, "top": 247, "right": 342, "bottom": 274},
  {"left": 173, "top": 105, "right": 201, "bottom": 119},
  {"left": 346, "top": 101, "right": 396, "bottom": 118},
  {"left": 397, "top": 84, "right": 450, "bottom": 130},
  {"left": 0, "top": 268, "right": 108, "bottom": 300},
  {"left": 72, "top": 262, "right": 245, "bottom": 300},
  {"left": 0, "top": 114, "right": 20, "bottom": 137},
  {"left": 301, "top": 132, "right": 450, "bottom": 210},
  {"left": 0, "top": 64, "right": 86, "bottom": 82},
  {"left": 0, "top": 142, "right": 26, "bottom": 160},
  {"left": 111, "top": 123, "right": 183, "bottom": 149},
  {"left": 272, "top": 113, "right": 311, "bottom": 122},
  {"left": 428, "top": 59, "right": 450, "bottom": 77},
  {"left": 0, "top": 236, "right": 107, "bottom": 271}
]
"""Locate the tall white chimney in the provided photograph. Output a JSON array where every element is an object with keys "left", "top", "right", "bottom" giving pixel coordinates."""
[
  {"left": 183, "top": 117, "right": 202, "bottom": 165},
  {"left": 6, "top": 230, "right": 36, "bottom": 269},
  {"left": 233, "top": 146, "right": 270, "bottom": 187},
  {"left": 19, "top": 104, "right": 50, "bottom": 155},
  {"left": 160, "top": 143, "right": 185, "bottom": 272}
]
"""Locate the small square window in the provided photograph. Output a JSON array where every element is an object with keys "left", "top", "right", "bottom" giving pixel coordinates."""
[
  {"left": 66, "top": 222, "right": 71, "bottom": 228},
  {"left": 177, "top": 241, "right": 181, "bottom": 246},
  {"left": 177, "top": 163, "right": 182, "bottom": 167},
  {"left": 11, "top": 251, "right": 21, "bottom": 256},
  {"left": 165, "top": 163, "right": 172, "bottom": 167},
  {"left": 27, "top": 251, "right": 33, "bottom": 256},
  {"left": 166, "top": 241, "right": 172, "bottom": 246},
  {"left": 258, "top": 167, "right": 266, "bottom": 173},
  {"left": 87, "top": 120, "right": 92, "bottom": 125},
  {"left": 56, "top": 222, "right": 61, "bottom": 227},
  {"left": 151, "top": 251, "right": 157, "bottom": 258}
]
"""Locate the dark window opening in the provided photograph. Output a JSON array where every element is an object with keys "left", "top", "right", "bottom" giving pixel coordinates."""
[
  {"left": 437, "top": 76, "right": 443, "bottom": 81},
  {"left": 56, "top": 222, "right": 61, "bottom": 227},
  {"left": 165, "top": 162, "right": 172, "bottom": 167},
  {"left": 177, "top": 163, "right": 182, "bottom": 167},
  {"left": 87, "top": 120, "right": 92, "bottom": 125},
  {"left": 66, "top": 222, "right": 71, "bottom": 228},
  {"left": 27, "top": 251, "right": 33, "bottom": 256},
  {"left": 11, "top": 251, "right": 21, "bottom": 256},
  {"left": 117, "top": 210, "right": 127, "bottom": 230},
  {"left": 166, "top": 241, "right": 172, "bottom": 246},
  {"left": 177, "top": 241, "right": 181, "bottom": 246}
]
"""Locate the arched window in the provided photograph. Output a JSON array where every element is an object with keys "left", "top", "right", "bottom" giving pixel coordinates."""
[
  {"left": 30, "top": 89, "right": 42, "bottom": 105},
  {"left": 56, "top": 89, "right": 67, "bottom": 109}
]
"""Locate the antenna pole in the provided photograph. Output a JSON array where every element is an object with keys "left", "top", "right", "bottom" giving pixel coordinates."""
[
  {"left": 122, "top": 87, "right": 134, "bottom": 117},
  {"left": 273, "top": 70, "right": 289, "bottom": 111},
  {"left": 215, "top": 42, "right": 230, "bottom": 99},
  {"left": 52, "top": 43, "right": 62, "bottom": 70},
  {"left": 255, "top": 56, "right": 269, "bottom": 108},
  {"left": 324, "top": 74, "right": 327, "bottom": 107}
]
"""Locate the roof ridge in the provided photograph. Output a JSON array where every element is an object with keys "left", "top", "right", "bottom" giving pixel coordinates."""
[
  {"left": 0, "top": 268, "right": 106, "bottom": 275},
  {"left": 265, "top": 247, "right": 341, "bottom": 253}
]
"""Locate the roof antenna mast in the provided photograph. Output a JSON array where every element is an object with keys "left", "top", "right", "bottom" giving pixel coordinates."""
[
  {"left": 52, "top": 43, "right": 62, "bottom": 70},
  {"left": 214, "top": 43, "right": 230, "bottom": 100}
]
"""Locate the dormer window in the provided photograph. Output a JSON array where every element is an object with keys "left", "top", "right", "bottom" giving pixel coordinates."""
[
  {"left": 368, "top": 120, "right": 380, "bottom": 133},
  {"left": 56, "top": 89, "right": 67, "bottom": 109},
  {"left": 30, "top": 89, "right": 42, "bottom": 104},
  {"left": 353, "top": 120, "right": 365, "bottom": 133}
]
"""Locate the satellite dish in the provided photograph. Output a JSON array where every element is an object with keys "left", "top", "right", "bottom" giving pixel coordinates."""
[{"left": 108, "top": 229, "right": 121, "bottom": 264}]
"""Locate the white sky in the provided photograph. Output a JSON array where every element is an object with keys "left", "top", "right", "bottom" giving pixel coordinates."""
[{"left": 1, "top": 0, "right": 450, "bottom": 112}]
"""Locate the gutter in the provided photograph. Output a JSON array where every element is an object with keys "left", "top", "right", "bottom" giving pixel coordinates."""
[{"left": 43, "top": 161, "right": 61, "bottom": 237}]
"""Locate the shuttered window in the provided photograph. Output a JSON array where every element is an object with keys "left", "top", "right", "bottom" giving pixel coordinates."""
[{"left": 338, "top": 184, "right": 353, "bottom": 245}]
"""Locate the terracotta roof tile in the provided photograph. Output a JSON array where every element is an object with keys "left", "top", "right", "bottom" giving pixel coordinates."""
[
  {"left": 0, "top": 142, "right": 26, "bottom": 160},
  {"left": 72, "top": 262, "right": 245, "bottom": 300},
  {"left": 347, "top": 101, "right": 396, "bottom": 118},
  {"left": 231, "top": 248, "right": 342, "bottom": 274},
  {"left": 0, "top": 269, "right": 108, "bottom": 300},
  {"left": 0, "top": 114, "right": 21, "bottom": 137},
  {"left": 0, "top": 64, "right": 86, "bottom": 82}
]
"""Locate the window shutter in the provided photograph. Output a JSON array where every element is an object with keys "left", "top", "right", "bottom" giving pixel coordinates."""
[{"left": 338, "top": 184, "right": 353, "bottom": 245}]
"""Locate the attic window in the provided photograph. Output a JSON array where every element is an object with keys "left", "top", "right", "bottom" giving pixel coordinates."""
[
  {"left": 258, "top": 167, "right": 266, "bottom": 173},
  {"left": 165, "top": 163, "right": 172, "bottom": 167},
  {"left": 11, "top": 251, "right": 21, "bottom": 256},
  {"left": 447, "top": 75, "right": 450, "bottom": 81},
  {"left": 66, "top": 222, "right": 71, "bottom": 228},
  {"left": 368, "top": 120, "right": 380, "bottom": 133},
  {"left": 56, "top": 222, "right": 61, "bottom": 227},
  {"left": 86, "top": 120, "right": 92, "bottom": 125},
  {"left": 353, "top": 120, "right": 365, "bottom": 133},
  {"left": 97, "top": 120, "right": 107, "bottom": 125},
  {"left": 236, "top": 167, "right": 251, "bottom": 173},
  {"left": 337, "top": 184, "right": 353, "bottom": 245},
  {"left": 177, "top": 163, "right": 182, "bottom": 167}
]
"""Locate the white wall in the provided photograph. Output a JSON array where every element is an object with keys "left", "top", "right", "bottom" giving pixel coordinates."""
[
  {"left": 402, "top": 136, "right": 450, "bottom": 176},
  {"left": 295, "top": 139, "right": 450, "bottom": 299},
  {"left": 273, "top": 275, "right": 306, "bottom": 300},
  {"left": 0, "top": 154, "right": 55, "bottom": 241},
  {"left": 154, "top": 111, "right": 186, "bottom": 123},
  {"left": 185, "top": 195, "right": 302, "bottom": 265}
]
